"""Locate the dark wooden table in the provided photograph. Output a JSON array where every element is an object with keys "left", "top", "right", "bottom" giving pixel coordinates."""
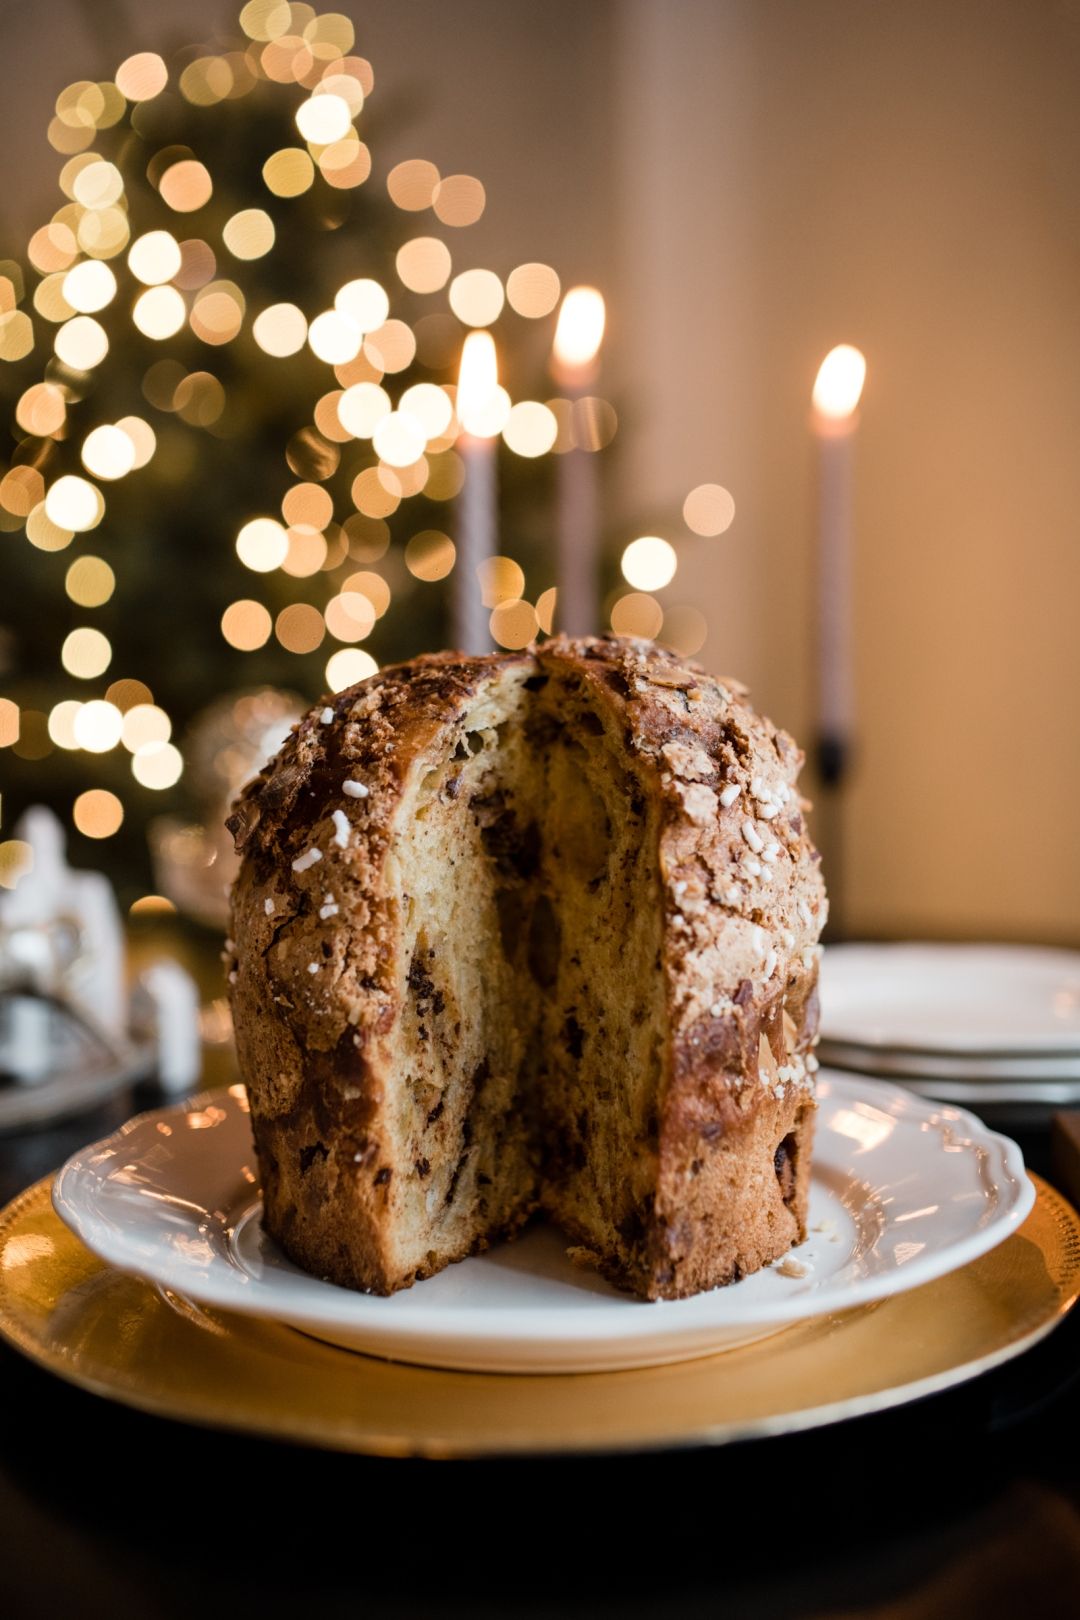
[{"left": 1, "top": 1083, "right": 1079, "bottom": 1620}]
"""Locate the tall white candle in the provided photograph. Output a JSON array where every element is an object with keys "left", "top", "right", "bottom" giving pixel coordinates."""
[
  {"left": 552, "top": 287, "right": 606, "bottom": 636},
  {"left": 811, "top": 344, "right": 867, "bottom": 783},
  {"left": 454, "top": 331, "right": 501, "bottom": 654}
]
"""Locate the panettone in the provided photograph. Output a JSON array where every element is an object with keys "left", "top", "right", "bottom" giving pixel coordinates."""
[{"left": 227, "top": 635, "right": 826, "bottom": 1300}]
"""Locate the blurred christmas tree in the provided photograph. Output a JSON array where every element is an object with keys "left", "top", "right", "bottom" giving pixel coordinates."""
[{"left": 0, "top": 1, "right": 607, "bottom": 901}]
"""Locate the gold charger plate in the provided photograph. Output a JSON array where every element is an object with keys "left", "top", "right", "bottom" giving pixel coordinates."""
[{"left": 1, "top": 1174, "right": 1078, "bottom": 1458}]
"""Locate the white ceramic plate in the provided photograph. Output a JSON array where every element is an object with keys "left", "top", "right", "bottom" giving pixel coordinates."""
[
  {"left": 817, "top": 1037, "right": 1080, "bottom": 1085},
  {"left": 821, "top": 943, "right": 1080, "bottom": 1054},
  {"left": 51, "top": 1073, "right": 1033, "bottom": 1374}
]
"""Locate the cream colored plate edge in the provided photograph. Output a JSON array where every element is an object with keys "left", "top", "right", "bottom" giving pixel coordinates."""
[{"left": 0, "top": 1175, "right": 1077, "bottom": 1456}]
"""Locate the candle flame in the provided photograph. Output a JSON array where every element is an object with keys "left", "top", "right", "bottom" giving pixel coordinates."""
[
  {"left": 457, "top": 330, "right": 500, "bottom": 436},
  {"left": 812, "top": 345, "right": 866, "bottom": 420},
  {"left": 553, "top": 286, "right": 606, "bottom": 369}
]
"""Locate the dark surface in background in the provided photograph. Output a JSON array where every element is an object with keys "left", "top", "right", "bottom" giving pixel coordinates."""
[{"left": 0, "top": 1096, "right": 1078, "bottom": 1620}]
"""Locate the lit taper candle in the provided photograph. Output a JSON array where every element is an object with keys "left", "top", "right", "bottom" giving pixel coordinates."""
[
  {"left": 812, "top": 344, "right": 867, "bottom": 784},
  {"left": 454, "top": 330, "right": 501, "bottom": 653},
  {"left": 811, "top": 342, "right": 867, "bottom": 938},
  {"left": 552, "top": 286, "right": 605, "bottom": 636}
]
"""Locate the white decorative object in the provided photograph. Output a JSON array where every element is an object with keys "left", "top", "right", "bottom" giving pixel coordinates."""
[
  {"left": 130, "top": 960, "right": 201, "bottom": 1098},
  {"left": 0, "top": 806, "right": 126, "bottom": 1060}
]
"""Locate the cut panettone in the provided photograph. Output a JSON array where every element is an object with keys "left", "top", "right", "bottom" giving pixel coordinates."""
[{"left": 227, "top": 634, "right": 826, "bottom": 1300}]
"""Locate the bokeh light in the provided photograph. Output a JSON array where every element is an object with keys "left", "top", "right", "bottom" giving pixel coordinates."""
[
  {"left": 221, "top": 599, "right": 273, "bottom": 650},
  {"left": 490, "top": 599, "right": 538, "bottom": 649},
  {"left": 62, "top": 259, "right": 116, "bottom": 313},
  {"left": 252, "top": 302, "right": 307, "bottom": 356},
  {"left": 324, "top": 590, "right": 376, "bottom": 642},
  {"left": 45, "top": 475, "right": 102, "bottom": 532},
  {"left": 282, "top": 483, "right": 333, "bottom": 528},
  {"left": 61, "top": 626, "right": 112, "bottom": 678},
  {"left": 73, "top": 699, "right": 124, "bottom": 752},
  {"left": 236, "top": 517, "right": 289, "bottom": 572},
  {"left": 372, "top": 410, "right": 425, "bottom": 467},
  {"left": 683, "top": 483, "right": 736, "bottom": 536},
  {"left": 405, "top": 530, "right": 455, "bottom": 581},
  {"left": 503, "top": 401, "right": 558, "bottom": 458},
  {"left": 448, "top": 268, "right": 504, "bottom": 327},
  {"left": 611, "top": 593, "right": 663, "bottom": 639},
  {"left": 65, "top": 555, "right": 115, "bottom": 606},
  {"left": 133, "top": 285, "right": 187, "bottom": 339},
  {"left": 295, "top": 92, "right": 352, "bottom": 143},
  {"left": 387, "top": 159, "right": 440, "bottom": 210},
  {"left": 132, "top": 741, "right": 183, "bottom": 789},
  {"left": 396, "top": 237, "right": 452, "bottom": 294},
  {"left": 433, "top": 174, "right": 485, "bottom": 227},
  {"left": 275, "top": 602, "right": 324, "bottom": 652},
  {"left": 47, "top": 700, "right": 82, "bottom": 750},
  {"left": 308, "top": 309, "right": 361, "bottom": 364},
  {"left": 661, "top": 605, "right": 709, "bottom": 658},
  {"left": 128, "top": 230, "right": 182, "bottom": 284},
  {"left": 72, "top": 159, "right": 123, "bottom": 209},
  {"left": 342, "top": 569, "right": 390, "bottom": 616},
  {"left": 106, "top": 679, "right": 153, "bottom": 712},
  {"left": 364, "top": 318, "right": 415, "bottom": 373},
  {"left": 621, "top": 536, "right": 677, "bottom": 591},
  {"left": 73, "top": 788, "right": 123, "bottom": 838},
  {"left": 121, "top": 703, "right": 171, "bottom": 752},
  {"left": 223, "top": 208, "right": 275, "bottom": 260},
  {"left": 335, "top": 278, "right": 389, "bottom": 332},
  {"left": 115, "top": 52, "right": 168, "bottom": 101},
  {"left": 55, "top": 315, "right": 109, "bottom": 368},
  {"left": 325, "top": 647, "right": 377, "bottom": 691},
  {"left": 337, "top": 380, "right": 390, "bottom": 437},
  {"left": 478, "top": 555, "right": 525, "bottom": 607},
  {"left": 399, "top": 382, "right": 452, "bottom": 440},
  {"left": 160, "top": 160, "right": 213, "bottom": 213},
  {"left": 116, "top": 416, "right": 156, "bottom": 467},
  {"left": 81, "top": 424, "right": 136, "bottom": 480},
  {"left": 506, "top": 262, "right": 561, "bottom": 318},
  {"left": 263, "top": 147, "right": 315, "bottom": 196}
]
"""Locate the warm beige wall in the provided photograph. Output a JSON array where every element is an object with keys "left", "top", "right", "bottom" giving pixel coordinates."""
[{"left": 609, "top": 0, "right": 1080, "bottom": 943}]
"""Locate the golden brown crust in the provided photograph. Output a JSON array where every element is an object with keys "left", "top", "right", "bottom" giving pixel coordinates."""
[
  {"left": 227, "top": 635, "right": 826, "bottom": 1301},
  {"left": 533, "top": 636, "right": 825, "bottom": 1297}
]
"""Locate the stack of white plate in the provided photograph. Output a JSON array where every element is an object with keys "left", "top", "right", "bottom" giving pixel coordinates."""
[{"left": 819, "top": 943, "right": 1080, "bottom": 1127}]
